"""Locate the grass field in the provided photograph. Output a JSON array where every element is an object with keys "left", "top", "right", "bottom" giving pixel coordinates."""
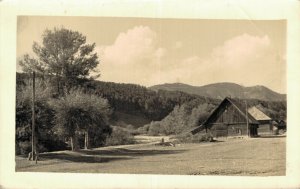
[{"left": 15, "top": 135, "right": 285, "bottom": 176}]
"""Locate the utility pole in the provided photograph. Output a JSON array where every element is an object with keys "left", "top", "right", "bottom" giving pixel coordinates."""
[
  {"left": 29, "top": 71, "right": 37, "bottom": 162},
  {"left": 245, "top": 100, "right": 249, "bottom": 138}
]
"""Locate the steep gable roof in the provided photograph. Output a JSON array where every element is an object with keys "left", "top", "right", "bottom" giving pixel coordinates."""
[
  {"left": 202, "top": 97, "right": 259, "bottom": 126},
  {"left": 248, "top": 106, "right": 271, "bottom": 121}
]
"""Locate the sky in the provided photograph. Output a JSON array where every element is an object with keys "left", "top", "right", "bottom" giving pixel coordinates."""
[{"left": 17, "top": 16, "right": 286, "bottom": 93}]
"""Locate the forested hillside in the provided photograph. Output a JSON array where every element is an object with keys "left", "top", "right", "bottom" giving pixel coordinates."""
[{"left": 17, "top": 72, "right": 219, "bottom": 126}]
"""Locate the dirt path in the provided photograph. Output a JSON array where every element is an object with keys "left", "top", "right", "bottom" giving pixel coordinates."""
[{"left": 16, "top": 136, "right": 286, "bottom": 176}]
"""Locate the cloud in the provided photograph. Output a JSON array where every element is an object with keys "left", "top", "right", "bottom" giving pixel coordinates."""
[
  {"left": 148, "top": 33, "right": 285, "bottom": 92},
  {"left": 97, "top": 26, "right": 166, "bottom": 84},
  {"left": 210, "top": 33, "right": 271, "bottom": 66}
]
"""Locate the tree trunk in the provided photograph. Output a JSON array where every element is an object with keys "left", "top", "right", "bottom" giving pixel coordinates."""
[
  {"left": 29, "top": 71, "right": 36, "bottom": 162},
  {"left": 70, "top": 136, "right": 78, "bottom": 151},
  {"left": 84, "top": 131, "right": 89, "bottom": 149},
  {"left": 70, "top": 137, "right": 74, "bottom": 151}
]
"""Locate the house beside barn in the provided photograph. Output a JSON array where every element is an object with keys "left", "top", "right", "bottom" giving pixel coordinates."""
[
  {"left": 191, "top": 97, "right": 259, "bottom": 137},
  {"left": 247, "top": 106, "right": 272, "bottom": 134}
]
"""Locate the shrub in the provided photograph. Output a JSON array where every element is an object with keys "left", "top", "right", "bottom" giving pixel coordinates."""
[
  {"left": 148, "top": 121, "right": 163, "bottom": 136},
  {"left": 39, "top": 137, "right": 69, "bottom": 152},
  {"left": 106, "top": 126, "right": 135, "bottom": 146},
  {"left": 145, "top": 103, "right": 215, "bottom": 136},
  {"left": 49, "top": 88, "right": 112, "bottom": 151},
  {"left": 124, "top": 124, "right": 140, "bottom": 135},
  {"left": 16, "top": 141, "right": 32, "bottom": 155},
  {"left": 137, "top": 124, "right": 150, "bottom": 135}
]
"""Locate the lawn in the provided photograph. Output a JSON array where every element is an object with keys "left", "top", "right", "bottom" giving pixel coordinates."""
[{"left": 15, "top": 135, "right": 286, "bottom": 176}]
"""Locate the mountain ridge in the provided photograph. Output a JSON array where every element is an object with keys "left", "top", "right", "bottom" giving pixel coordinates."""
[{"left": 149, "top": 82, "right": 286, "bottom": 101}]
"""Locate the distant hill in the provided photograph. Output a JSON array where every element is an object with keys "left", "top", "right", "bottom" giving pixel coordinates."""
[{"left": 149, "top": 82, "right": 286, "bottom": 101}]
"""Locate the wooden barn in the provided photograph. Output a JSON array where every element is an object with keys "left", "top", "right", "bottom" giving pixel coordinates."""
[
  {"left": 247, "top": 106, "right": 272, "bottom": 134},
  {"left": 191, "top": 97, "right": 259, "bottom": 138}
]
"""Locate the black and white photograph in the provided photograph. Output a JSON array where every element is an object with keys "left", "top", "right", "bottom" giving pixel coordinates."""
[
  {"left": 1, "top": 1, "right": 300, "bottom": 189},
  {"left": 15, "top": 15, "right": 287, "bottom": 175}
]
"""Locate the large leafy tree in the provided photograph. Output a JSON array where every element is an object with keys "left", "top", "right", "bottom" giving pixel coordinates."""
[
  {"left": 19, "top": 28, "right": 100, "bottom": 93},
  {"left": 49, "top": 89, "right": 111, "bottom": 151}
]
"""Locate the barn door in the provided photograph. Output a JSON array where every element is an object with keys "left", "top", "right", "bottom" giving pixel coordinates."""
[{"left": 249, "top": 125, "right": 258, "bottom": 137}]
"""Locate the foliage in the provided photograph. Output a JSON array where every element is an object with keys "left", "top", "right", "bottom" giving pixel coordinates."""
[
  {"left": 17, "top": 72, "right": 220, "bottom": 124},
  {"left": 16, "top": 141, "right": 32, "bottom": 155},
  {"left": 146, "top": 101, "right": 216, "bottom": 135},
  {"left": 148, "top": 121, "right": 164, "bottom": 136},
  {"left": 16, "top": 79, "right": 67, "bottom": 155},
  {"left": 254, "top": 101, "right": 286, "bottom": 120},
  {"left": 16, "top": 77, "right": 112, "bottom": 153},
  {"left": 19, "top": 28, "right": 100, "bottom": 93},
  {"left": 123, "top": 124, "right": 140, "bottom": 135},
  {"left": 49, "top": 88, "right": 111, "bottom": 150},
  {"left": 137, "top": 124, "right": 150, "bottom": 135},
  {"left": 86, "top": 124, "right": 112, "bottom": 148},
  {"left": 81, "top": 79, "right": 219, "bottom": 121},
  {"left": 105, "top": 126, "right": 135, "bottom": 146}
]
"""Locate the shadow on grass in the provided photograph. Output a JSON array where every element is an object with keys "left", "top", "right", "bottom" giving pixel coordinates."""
[
  {"left": 38, "top": 148, "right": 187, "bottom": 163},
  {"left": 79, "top": 148, "right": 187, "bottom": 157},
  {"left": 39, "top": 153, "right": 133, "bottom": 163}
]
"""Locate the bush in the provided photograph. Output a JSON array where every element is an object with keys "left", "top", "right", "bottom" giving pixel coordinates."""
[
  {"left": 137, "top": 124, "right": 150, "bottom": 135},
  {"left": 16, "top": 141, "right": 31, "bottom": 155},
  {"left": 89, "top": 125, "right": 112, "bottom": 148},
  {"left": 124, "top": 124, "right": 140, "bottom": 135},
  {"left": 16, "top": 139, "right": 67, "bottom": 155},
  {"left": 106, "top": 126, "right": 135, "bottom": 146},
  {"left": 148, "top": 121, "right": 163, "bottom": 136},
  {"left": 144, "top": 103, "right": 215, "bottom": 136},
  {"left": 39, "top": 138, "right": 69, "bottom": 152}
]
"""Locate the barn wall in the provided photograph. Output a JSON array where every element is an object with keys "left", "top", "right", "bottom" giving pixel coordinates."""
[
  {"left": 207, "top": 123, "right": 258, "bottom": 138},
  {"left": 207, "top": 123, "right": 248, "bottom": 137},
  {"left": 258, "top": 123, "right": 272, "bottom": 135},
  {"left": 227, "top": 124, "right": 249, "bottom": 136}
]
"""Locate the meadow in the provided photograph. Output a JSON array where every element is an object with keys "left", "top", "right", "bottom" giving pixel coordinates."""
[{"left": 16, "top": 135, "right": 285, "bottom": 176}]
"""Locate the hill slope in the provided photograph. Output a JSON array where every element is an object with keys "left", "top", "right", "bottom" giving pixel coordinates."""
[{"left": 149, "top": 82, "right": 286, "bottom": 101}]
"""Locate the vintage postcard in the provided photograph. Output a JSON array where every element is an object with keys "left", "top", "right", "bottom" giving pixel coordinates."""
[{"left": 0, "top": 0, "right": 299, "bottom": 189}]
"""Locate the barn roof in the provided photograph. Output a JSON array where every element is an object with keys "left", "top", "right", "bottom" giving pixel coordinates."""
[
  {"left": 202, "top": 97, "right": 259, "bottom": 126},
  {"left": 247, "top": 106, "right": 271, "bottom": 121}
]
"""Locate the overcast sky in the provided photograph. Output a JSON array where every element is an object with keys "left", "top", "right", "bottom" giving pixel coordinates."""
[{"left": 17, "top": 16, "right": 286, "bottom": 93}]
